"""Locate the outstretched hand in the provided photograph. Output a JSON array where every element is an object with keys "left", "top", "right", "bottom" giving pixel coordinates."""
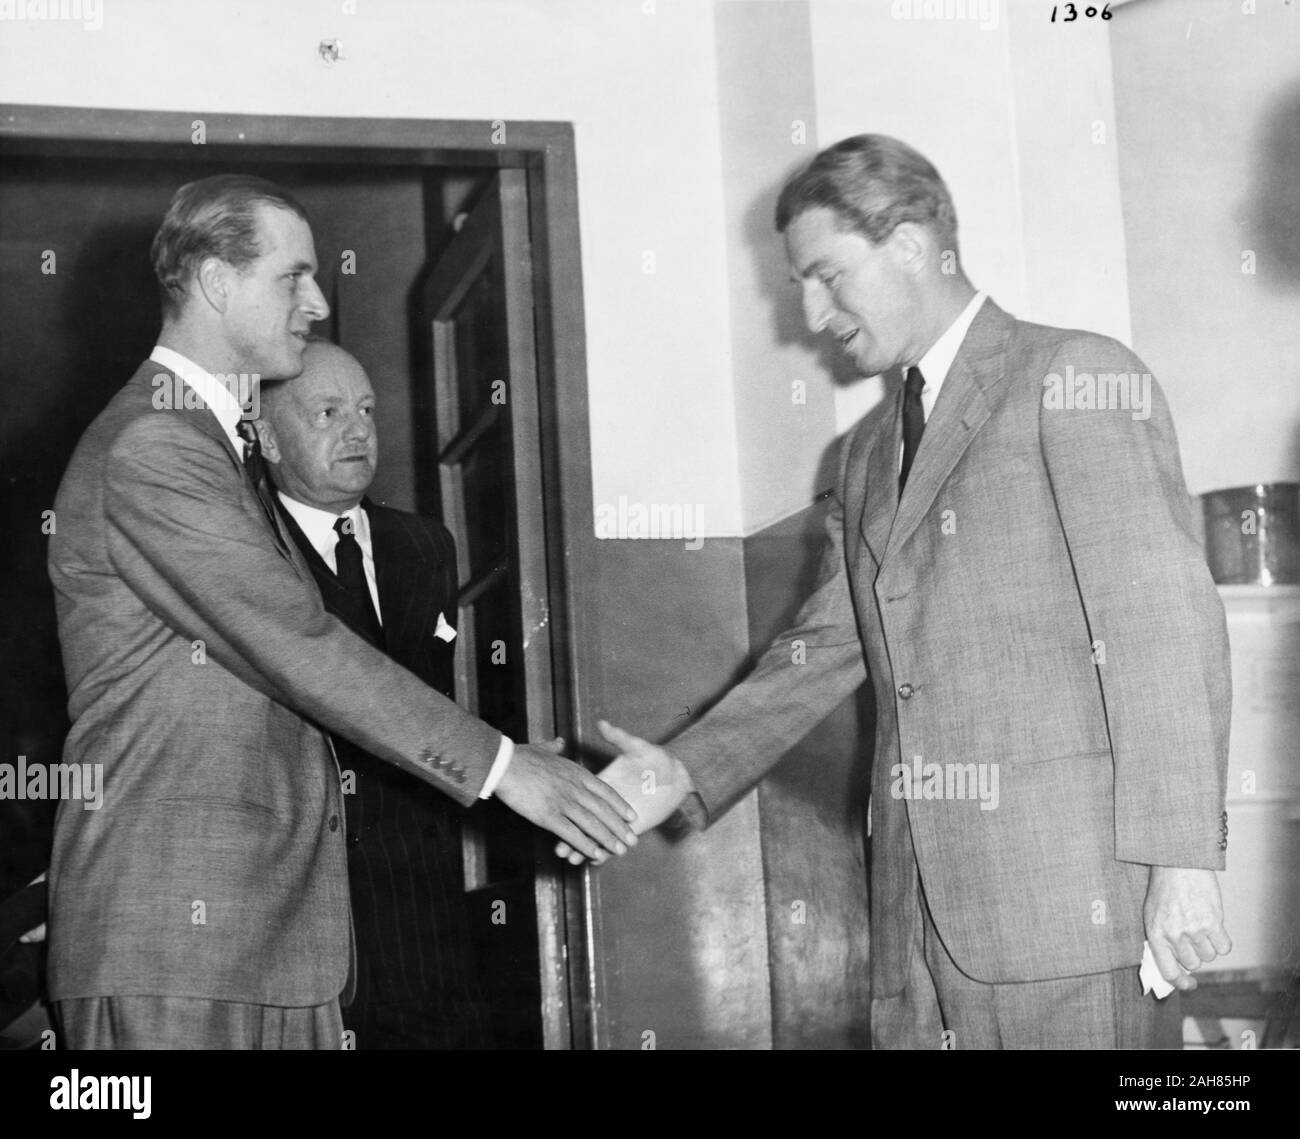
[
  {"left": 494, "top": 737, "right": 638, "bottom": 864},
  {"left": 554, "top": 720, "right": 693, "bottom": 866}
]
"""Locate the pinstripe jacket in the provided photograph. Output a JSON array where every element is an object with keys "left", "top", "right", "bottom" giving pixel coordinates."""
[{"left": 276, "top": 497, "right": 493, "bottom": 1047}]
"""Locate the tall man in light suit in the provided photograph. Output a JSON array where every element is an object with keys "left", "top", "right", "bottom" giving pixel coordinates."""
[
  {"left": 562, "top": 136, "right": 1233, "bottom": 1048},
  {"left": 46, "top": 175, "right": 636, "bottom": 1049},
  {"left": 256, "top": 341, "right": 493, "bottom": 1049}
]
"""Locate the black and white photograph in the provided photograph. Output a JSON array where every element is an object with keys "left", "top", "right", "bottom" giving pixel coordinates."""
[{"left": 0, "top": 0, "right": 1295, "bottom": 1116}]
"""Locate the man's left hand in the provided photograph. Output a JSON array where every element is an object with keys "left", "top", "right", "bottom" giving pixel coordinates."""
[{"left": 1144, "top": 866, "right": 1231, "bottom": 990}]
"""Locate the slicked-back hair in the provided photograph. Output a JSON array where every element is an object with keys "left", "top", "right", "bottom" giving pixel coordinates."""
[
  {"left": 775, "top": 134, "right": 959, "bottom": 254},
  {"left": 150, "top": 174, "right": 310, "bottom": 319}
]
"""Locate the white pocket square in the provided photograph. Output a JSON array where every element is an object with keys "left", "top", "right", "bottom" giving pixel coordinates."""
[{"left": 434, "top": 612, "right": 457, "bottom": 643}]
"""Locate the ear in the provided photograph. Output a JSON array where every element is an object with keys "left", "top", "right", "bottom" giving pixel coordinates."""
[
  {"left": 195, "top": 256, "right": 232, "bottom": 314},
  {"left": 888, "top": 222, "right": 931, "bottom": 276},
  {"left": 253, "top": 417, "right": 280, "bottom": 463}
]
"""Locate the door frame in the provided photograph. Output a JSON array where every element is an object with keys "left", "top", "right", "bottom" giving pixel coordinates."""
[{"left": 0, "top": 104, "right": 601, "bottom": 1049}]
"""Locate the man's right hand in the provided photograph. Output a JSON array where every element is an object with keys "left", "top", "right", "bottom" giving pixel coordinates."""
[
  {"left": 555, "top": 720, "right": 694, "bottom": 865},
  {"left": 494, "top": 741, "right": 639, "bottom": 863}
]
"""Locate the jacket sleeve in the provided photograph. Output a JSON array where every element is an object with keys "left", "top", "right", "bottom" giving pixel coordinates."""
[
  {"left": 104, "top": 412, "right": 502, "bottom": 806},
  {"left": 670, "top": 437, "right": 869, "bottom": 826},
  {"left": 1038, "top": 336, "right": 1230, "bottom": 868}
]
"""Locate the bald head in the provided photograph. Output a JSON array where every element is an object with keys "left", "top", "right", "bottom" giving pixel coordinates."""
[{"left": 256, "top": 341, "right": 378, "bottom": 513}]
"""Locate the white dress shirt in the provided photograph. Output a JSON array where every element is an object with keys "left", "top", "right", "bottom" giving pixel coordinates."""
[
  {"left": 899, "top": 290, "right": 987, "bottom": 470},
  {"left": 275, "top": 492, "right": 513, "bottom": 798},
  {"left": 150, "top": 345, "right": 247, "bottom": 456},
  {"left": 276, "top": 495, "right": 382, "bottom": 621}
]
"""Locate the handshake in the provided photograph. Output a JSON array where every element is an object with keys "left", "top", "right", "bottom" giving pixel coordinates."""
[{"left": 493, "top": 720, "right": 694, "bottom": 865}]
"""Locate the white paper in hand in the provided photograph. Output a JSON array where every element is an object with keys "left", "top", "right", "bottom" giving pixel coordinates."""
[{"left": 1140, "top": 940, "right": 1176, "bottom": 999}]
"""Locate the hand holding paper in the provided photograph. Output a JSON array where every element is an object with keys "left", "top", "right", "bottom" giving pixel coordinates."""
[
  {"left": 1139, "top": 941, "right": 1174, "bottom": 999},
  {"left": 1143, "top": 866, "right": 1231, "bottom": 992}
]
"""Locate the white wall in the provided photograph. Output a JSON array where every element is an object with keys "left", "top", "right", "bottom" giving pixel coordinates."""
[
  {"left": 1111, "top": 0, "right": 1300, "bottom": 495},
  {"left": 702, "top": 0, "right": 1135, "bottom": 534},
  {"left": 713, "top": 0, "right": 836, "bottom": 534},
  {"left": 806, "top": 0, "right": 1131, "bottom": 441},
  {"left": 11, "top": 0, "right": 1246, "bottom": 536},
  {"left": 0, "top": 0, "right": 748, "bottom": 532}
]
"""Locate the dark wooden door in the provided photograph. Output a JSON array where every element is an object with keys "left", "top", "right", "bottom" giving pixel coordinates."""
[{"left": 415, "top": 168, "right": 574, "bottom": 1049}]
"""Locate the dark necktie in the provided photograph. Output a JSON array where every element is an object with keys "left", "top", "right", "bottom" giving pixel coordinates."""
[
  {"left": 236, "top": 419, "right": 265, "bottom": 485},
  {"left": 333, "top": 515, "right": 383, "bottom": 639},
  {"left": 899, "top": 366, "right": 926, "bottom": 495},
  {"left": 236, "top": 419, "right": 284, "bottom": 544}
]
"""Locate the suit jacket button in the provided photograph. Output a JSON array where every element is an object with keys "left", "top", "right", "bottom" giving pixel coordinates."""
[
  {"left": 329, "top": 815, "right": 340, "bottom": 832},
  {"left": 897, "top": 683, "right": 914, "bottom": 700}
]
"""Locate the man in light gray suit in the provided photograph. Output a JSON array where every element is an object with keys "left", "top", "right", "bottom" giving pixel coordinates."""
[
  {"left": 46, "top": 174, "right": 636, "bottom": 1049},
  {"left": 562, "top": 135, "right": 1233, "bottom": 1049}
]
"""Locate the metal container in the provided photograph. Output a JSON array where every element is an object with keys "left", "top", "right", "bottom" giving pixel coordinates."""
[{"left": 1201, "top": 483, "right": 1300, "bottom": 586}]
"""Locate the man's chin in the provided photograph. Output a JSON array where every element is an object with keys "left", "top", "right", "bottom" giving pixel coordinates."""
[
  {"left": 335, "top": 467, "right": 374, "bottom": 492},
  {"left": 843, "top": 345, "right": 875, "bottom": 375},
  {"left": 258, "top": 348, "right": 306, "bottom": 382},
  {"left": 853, "top": 352, "right": 898, "bottom": 380}
]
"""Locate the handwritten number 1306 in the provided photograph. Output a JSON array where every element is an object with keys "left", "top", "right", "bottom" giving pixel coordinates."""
[{"left": 1051, "top": 3, "right": 1113, "bottom": 19}]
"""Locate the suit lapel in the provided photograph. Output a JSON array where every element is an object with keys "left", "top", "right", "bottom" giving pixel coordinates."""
[
  {"left": 884, "top": 300, "right": 1013, "bottom": 562},
  {"left": 133, "top": 364, "right": 243, "bottom": 468},
  {"left": 367, "top": 502, "right": 439, "bottom": 668},
  {"left": 857, "top": 377, "right": 904, "bottom": 565},
  {"left": 248, "top": 469, "right": 296, "bottom": 563},
  {"left": 276, "top": 498, "right": 383, "bottom": 647},
  {"left": 275, "top": 499, "right": 334, "bottom": 579},
  {"left": 137, "top": 364, "right": 302, "bottom": 571}
]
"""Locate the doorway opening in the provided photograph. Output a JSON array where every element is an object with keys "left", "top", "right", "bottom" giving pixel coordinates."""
[{"left": 0, "top": 106, "right": 597, "bottom": 1049}]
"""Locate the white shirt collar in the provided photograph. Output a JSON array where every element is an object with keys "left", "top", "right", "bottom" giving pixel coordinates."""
[
  {"left": 276, "top": 493, "right": 371, "bottom": 565},
  {"left": 149, "top": 345, "right": 246, "bottom": 455},
  {"left": 913, "top": 290, "right": 987, "bottom": 419}
]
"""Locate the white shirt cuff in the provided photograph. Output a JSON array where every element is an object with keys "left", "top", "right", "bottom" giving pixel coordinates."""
[{"left": 478, "top": 735, "right": 514, "bottom": 799}]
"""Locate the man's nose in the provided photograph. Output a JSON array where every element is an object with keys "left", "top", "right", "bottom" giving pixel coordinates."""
[
  {"left": 342, "top": 411, "right": 373, "bottom": 442},
  {"left": 801, "top": 286, "right": 833, "bottom": 335},
  {"left": 300, "top": 277, "right": 330, "bottom": 323}
]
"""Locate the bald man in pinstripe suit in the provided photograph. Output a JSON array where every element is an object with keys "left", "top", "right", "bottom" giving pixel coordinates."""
[{"left": 258, "top": 341, "right": 491, "bottom": 1049}]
